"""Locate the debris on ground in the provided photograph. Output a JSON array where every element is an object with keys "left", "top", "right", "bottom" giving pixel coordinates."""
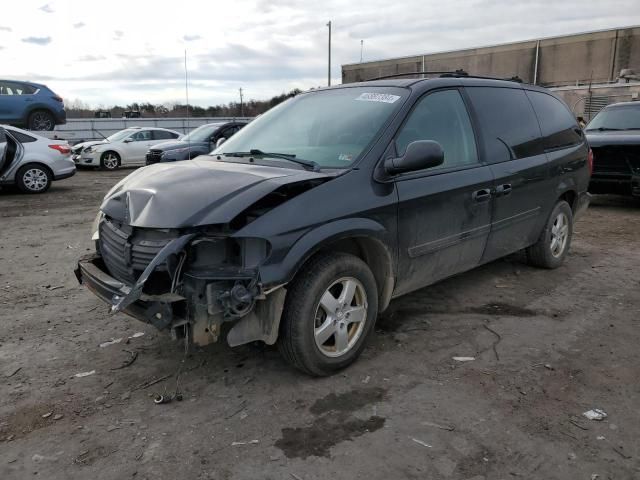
[
  {"left": 362, "top": 375, "right": 371, "bottom": 384},
  {"left": 99, "top": 338, "right": 123, "bottom": 348},
  {"left": 421, "top": 420, "right": 455, "bottom": 431},
  {"left": 5, "top": 366, "right": 22, "bottom": 378},
  {"left": 452, "top": 356, "right": 475, "bottom": 362},
  {"left": 42, "top": 412, "right": 53, "bottom": 418},
  {"left": 231, "top": 439, "right": 259, "bottom": 446},
  {"left": 583, "top": 409, "right": 608, "bottom": 421},
  {"left": 53, "top": 413, "right": 63, "bottom": 420},
  {"left": 74, "top": 370, "right": 96, "bottom": 378},
  {"left": 411, "top": 437, "right": 432, "bottom": 448},
  {"left": 111, "top": 350, "right": 138, "bottom": 370}
]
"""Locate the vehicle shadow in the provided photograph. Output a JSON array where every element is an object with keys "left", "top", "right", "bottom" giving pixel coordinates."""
[{"left": 589, "top": 193, "right": 640, "bottom": 210}]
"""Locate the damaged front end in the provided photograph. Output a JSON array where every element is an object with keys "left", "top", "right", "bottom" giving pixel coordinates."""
[{"left": 75, "top": 216, "right": 285, "bottom": 347}]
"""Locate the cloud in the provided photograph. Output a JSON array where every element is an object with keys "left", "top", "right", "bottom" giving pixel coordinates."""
[
  {"left": 22, "top": 36, "right": 52, "bottom": 46},
  {"left": 183, "top": 35, "right": 201, "bottom": 42},
  {"left": 0, "top": 26, "right": 11, "bottom": 32},
  {"left": 73, "top": 22, "right": 86, "bottom": 29},
  {"left": 77, "top": 55, "right": 106, "bottom": 62},
  {"left": 39, "top": 3, "right": 54, "bottom": 13}
]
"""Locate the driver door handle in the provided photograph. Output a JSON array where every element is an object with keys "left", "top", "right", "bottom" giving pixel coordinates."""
[{"left": 472, "top": 188, "right": 492, "bottom": 203}]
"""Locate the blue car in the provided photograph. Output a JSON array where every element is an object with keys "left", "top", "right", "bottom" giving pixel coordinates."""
[
  {"left": 0, "top": 80, "right": 66, "bottom": 131},
  {"left": 145, "top": 121, "right": 247, "bottom": 164}
]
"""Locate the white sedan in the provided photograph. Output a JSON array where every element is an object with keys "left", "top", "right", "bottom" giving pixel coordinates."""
[
  {"left": 0, "top": 125, "right": 75, "bottom": 193},
  {"left": 72, "top": 127, "right": 182, "bottom": 170}
]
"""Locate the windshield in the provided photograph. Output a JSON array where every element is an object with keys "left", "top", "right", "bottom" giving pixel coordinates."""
[
  {"left": 184, "top": 124, "right": 221, "bottom": 143},
  {"left": 586, "top": 106, "right": 640, "bottom": 131},
  {"left": 107, "top": 129, "right": 137, "bottom": 142},
  {"left": 215, "top": 87, "right": 408, "bottom": 168}
]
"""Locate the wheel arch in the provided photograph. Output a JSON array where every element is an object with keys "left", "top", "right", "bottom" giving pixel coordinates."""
[{"left": 259, "top": 218, "right": 396, "bottom": 312}]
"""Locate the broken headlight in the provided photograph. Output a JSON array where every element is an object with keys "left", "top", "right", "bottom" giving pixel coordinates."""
[{"left": 91, "top": 211, "right": 104, "bottom": 241}]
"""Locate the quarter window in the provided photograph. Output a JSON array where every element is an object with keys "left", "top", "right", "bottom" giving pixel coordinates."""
[
  {"left": 526, "top": 91, "right": 582, "bottom": 150},
  {"left": 395, "top": 89, "right": 478, "bottom": 170},
  {"left": 153, "top": 130, "right": 175, "bottom": 140},
  {"left": 466, "top": 87, "right": 543, "bottom": 163}
]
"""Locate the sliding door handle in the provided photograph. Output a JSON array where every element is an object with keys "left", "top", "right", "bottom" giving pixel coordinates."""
[{"left": 495, "top": 184, "right": 512, "bottom": 197}]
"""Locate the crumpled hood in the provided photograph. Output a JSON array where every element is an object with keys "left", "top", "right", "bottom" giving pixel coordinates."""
[
  {"left": 100, "top": 157, "right": 333, "bottom": 228},
  {"left": 586, "top": 130, "right": 640, "bottom": 147},
  {"left": 72, "top": 140, "right": 107, "bottom": 152}
]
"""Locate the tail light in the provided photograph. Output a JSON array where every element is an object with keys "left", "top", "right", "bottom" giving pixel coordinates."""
[
  {"left": 587, "top": 148, "right": 594, "bottom": 176},
  {"left": 52, "top": 95, "right": 63, "bottom": 103},
  {"left": 49, "top": 144, "right": 71, "bottom": 155}
]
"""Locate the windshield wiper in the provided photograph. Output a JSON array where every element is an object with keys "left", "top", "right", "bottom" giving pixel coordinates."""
[
  {"left": 587, "top": 127, "right": 621, "bottom": 131},
  {"left": 223, "top": 150, "right": 319, "bottom": 171}
]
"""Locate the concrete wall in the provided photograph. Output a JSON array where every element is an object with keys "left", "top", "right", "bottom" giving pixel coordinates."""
[{"left": 342, "top": 26, "right": 640, "bottom": 87}]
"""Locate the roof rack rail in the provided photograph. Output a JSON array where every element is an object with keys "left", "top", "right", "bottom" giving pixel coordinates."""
[
  {"left": 365, "top": 69, "right": 468, "bottom": 81},
  {"left": 366, "top": 69, "right": 524, "bottom": 83}
]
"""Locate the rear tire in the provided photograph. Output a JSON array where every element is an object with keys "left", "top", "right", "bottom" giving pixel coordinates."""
[
  {"left": 278, "top": 252, "right": 378, "bottom": 376},
  {"left": 100, "top": 151, "right": 120, "bottom": 170},
  {"left": 527, "top": 200, "right": 573, "bottom": 269},
  {"left": 27, "top": 110, "right": 55, "bottom": 131},
  {"left": 16, "top": 164, "right": 52, "bottom": 193}
]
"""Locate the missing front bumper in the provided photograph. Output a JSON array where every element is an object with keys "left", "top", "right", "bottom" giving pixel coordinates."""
[{"left": 75, "top": 253, "right": 286, "bottom": 348}]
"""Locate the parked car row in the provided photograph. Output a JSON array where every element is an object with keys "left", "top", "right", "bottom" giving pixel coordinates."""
[{"left": 70, "top": 121, "right": 248, "bottom": 170}]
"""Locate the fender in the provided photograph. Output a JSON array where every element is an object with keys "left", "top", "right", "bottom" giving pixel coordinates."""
[
  {"left": 257, "top": 217, "right": 393, "bottom": 287},
  {"left": 21, "top": 102, "right": 55, "bottom": 123}
]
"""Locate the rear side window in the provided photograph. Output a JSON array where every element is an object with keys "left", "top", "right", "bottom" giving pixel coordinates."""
[
  {"left": 526, "top": 91, "right": 583, "bottom": 151},
  {"left": 10, "top": 131, "right": 37, "bottom": 143},
  {"left": 395, "top": 89, "right": 478, "bottom": 170},
  {"left": 466, "top": 87, "right": 543, "bottom": 163}
]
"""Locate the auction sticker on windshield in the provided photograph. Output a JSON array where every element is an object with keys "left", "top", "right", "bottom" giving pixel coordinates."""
[{"left": 355, "top": 92, "right": 401, "bottom": 103}]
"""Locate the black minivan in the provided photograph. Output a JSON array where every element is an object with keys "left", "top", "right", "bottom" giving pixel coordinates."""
[{"left": 76, "top": 75, "right": 591, "bottom": 376}]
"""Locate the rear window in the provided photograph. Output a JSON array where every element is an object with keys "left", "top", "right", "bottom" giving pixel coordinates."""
[
  {"left": 10, "top": 130, "right": 37, "bottom": 143},
  {"left": 466, "top": 87, "right": 543, "bottom": 163},
  {"left": 526, "top": 91, "right": 582, "bottom": 150}
]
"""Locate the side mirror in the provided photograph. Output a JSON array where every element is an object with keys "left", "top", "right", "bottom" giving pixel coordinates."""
[
  {"left": 384, "top": 140, "right": 444, "bottom": 175},
  {"left": 123, "top": 138, "right": 133, "bottom": 143},
  {"left": 216, "top": 137, "right": 227, "bottom": 148}
]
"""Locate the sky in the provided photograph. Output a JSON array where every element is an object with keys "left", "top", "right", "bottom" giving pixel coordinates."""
[{"left": 0, "top": 0, "right": 639, "bottom": 108}]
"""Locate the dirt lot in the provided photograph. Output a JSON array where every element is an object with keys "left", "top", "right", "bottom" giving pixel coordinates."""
[{"left": 1, "top": 169, "right": 639, "bottom": 480}]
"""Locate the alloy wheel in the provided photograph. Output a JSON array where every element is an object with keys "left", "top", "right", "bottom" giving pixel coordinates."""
[
  {"left": 31, "top": 112, "right": 53, "bottom": 130},
  {"left": 314, "top": 277, "right": 368, "bottom": 358},
  {"left": 103, "top": 153, "right": 119, "bottom": 170},
  {"left": 550, "top": 212, "right": 569, "bottom": 258},
  {"left": 22, "top": 168, "right": 49, "bottom": 192}
]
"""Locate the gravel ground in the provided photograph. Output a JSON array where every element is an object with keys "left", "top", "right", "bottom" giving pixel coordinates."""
[{"left": 1, "top": 169, "right": 639, "bottom": 480}]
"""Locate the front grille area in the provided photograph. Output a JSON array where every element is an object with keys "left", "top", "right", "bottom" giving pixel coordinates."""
[
  {"left": 99, "top": 217, "right": 177, "bottom": 284},
  {"left": 592, "top": 146, "right": 640, "bottom": 178},
  {"left": 146, "top": 150, "right": 163, "bottom": 164}
]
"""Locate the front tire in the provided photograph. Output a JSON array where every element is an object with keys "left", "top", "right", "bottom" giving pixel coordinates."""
[
  {"left": 527, "top": 200, "right": 573, "bottom": 269},
  {"left": 278, "top": 252, "right": 379, "bottom": 376},
  {"left": 16, "top": 164, "right": 52, "bottom": 193},
  {"left": 27, "top": 110, "right": 55, "bottom": 131},
  {"left": 100, "top": 151, "right": 120, "bottom": 170}
]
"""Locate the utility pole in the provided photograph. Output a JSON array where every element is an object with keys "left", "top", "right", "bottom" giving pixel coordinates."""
[
  {"left": 326, "top": 21, "right": 332, "bottom": 86},
  {"left": 360, "top": 39, "right": 363, "bottom": 63},
  {"left": 239, "top": 87, "right": 244, "bottom": 117}
]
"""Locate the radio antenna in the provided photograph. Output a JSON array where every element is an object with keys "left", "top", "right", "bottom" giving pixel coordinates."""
[{"left": 184, "top": 49, "right": 191, "bottom": 152}]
